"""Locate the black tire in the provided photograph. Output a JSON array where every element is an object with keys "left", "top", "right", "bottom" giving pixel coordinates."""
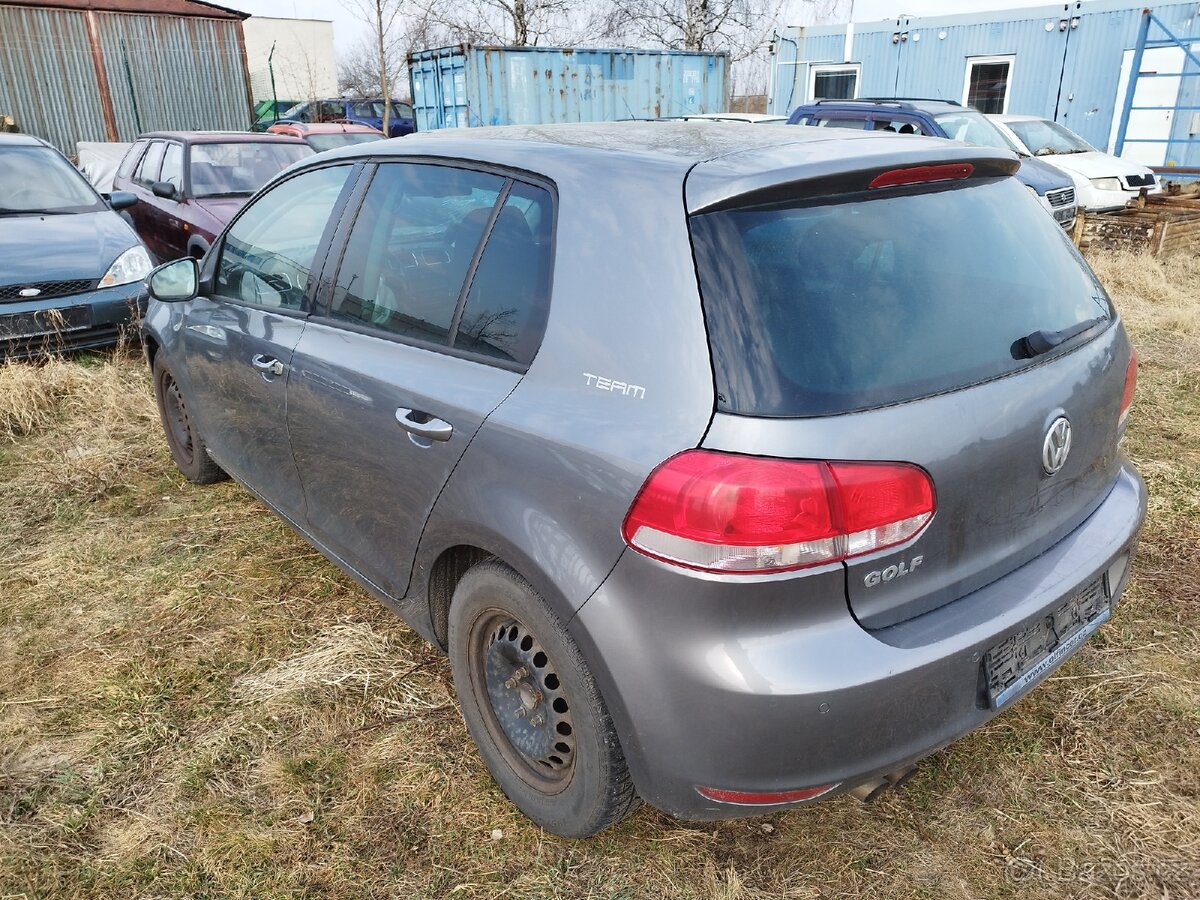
[
  {"left": 448, "top": 560, "right": 639, "bottom": 838},
  {"left": 152, "top": 355, "right": 227, "bottom": 485}
]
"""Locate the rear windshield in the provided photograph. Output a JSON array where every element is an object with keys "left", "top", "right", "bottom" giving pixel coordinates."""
[
  {"left": 306, "top": 132, "right": 384, "bottom": 153},
  {"left": 689, "top": 177, "right": 1111, "bottom": 417}
]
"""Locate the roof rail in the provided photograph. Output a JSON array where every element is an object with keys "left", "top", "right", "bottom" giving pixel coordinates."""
[
  {"left": 812, "top": 98, "right": 907, "bottom": 107},
  {"left": 858, "top": 97, "right": 961, "bottom": 105}
]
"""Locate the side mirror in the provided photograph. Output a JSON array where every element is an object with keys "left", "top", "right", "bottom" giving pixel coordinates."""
[
  {"left": 107, "top": 190, "right": 137, "bottom": 211},
  {"left": 146, "top": 258, "right": 198, "bottom": 303},
  {"left": 152, "top": 181, "right": 178, "bottom": 200}
]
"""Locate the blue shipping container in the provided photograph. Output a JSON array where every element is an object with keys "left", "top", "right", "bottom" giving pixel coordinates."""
[{"left": 408, "top": 44, "right": 729, "bottom": 130}]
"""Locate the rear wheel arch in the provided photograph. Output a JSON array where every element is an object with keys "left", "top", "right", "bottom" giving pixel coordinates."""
[{"left": 427, "top": 544, "right": 493, "bottom": 648}]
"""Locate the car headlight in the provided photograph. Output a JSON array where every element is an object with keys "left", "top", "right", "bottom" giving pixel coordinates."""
[
  {"left": 99, "top": 245, "right": 153, "bottom": 288},
  {"left": 1090, "top": 177, "right": 1124, "bottom": 192}
]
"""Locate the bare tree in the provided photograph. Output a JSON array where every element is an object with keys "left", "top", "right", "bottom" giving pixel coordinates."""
[
  {"left": 412, "top": 0, "right": 592, "bottom": 46},
  {"left": 341, "top": 0, "right": 407, "bottom": 132},
  {"left": 606, "top": 0, "right": 783, "bottom": 60}
]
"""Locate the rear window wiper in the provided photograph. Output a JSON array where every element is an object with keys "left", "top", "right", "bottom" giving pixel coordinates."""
[{"left": 1013, "top": 316, "right": 1107, "bottom": 359}]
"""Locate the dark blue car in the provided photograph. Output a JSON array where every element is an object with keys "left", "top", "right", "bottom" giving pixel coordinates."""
[
  {"left": 788, "top": 99, "right": 1078, "bottom": 227},
  {"left": 0, "top": 134, "right": 151, "bottom": 360},
  {"left": 277, "top": 98, "right": 415, "bottom": 138}
]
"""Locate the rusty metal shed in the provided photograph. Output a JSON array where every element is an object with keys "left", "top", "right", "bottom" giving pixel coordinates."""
[{"left": 0, "top": 0, "right": 254, "bottom": 154}]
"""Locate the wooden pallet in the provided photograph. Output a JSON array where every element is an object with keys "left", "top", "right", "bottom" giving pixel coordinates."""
[{"left": 1072, "top": 192, "right": 1200, "bottom": 257}]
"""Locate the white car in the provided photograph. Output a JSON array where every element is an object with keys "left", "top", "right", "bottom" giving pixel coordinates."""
[{"left": 990, "top": 114, "right": 1160, "bottom": 212}]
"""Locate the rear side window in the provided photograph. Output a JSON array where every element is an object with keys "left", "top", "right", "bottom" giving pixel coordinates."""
[
  {"left": 329, "top": 163, "right": 506, "bottom": 344},
  {"left": 689, "top": 178, "right": 1111, "bottom": 417},
  {"left": 807, "top": 117, "right": 866, "bottom": 129},
  {"left": 453, "top": 181, "right": 553, "bottom": 366},
  {"left": 117, "top": 141, "right": 147, "bottom": 179}
]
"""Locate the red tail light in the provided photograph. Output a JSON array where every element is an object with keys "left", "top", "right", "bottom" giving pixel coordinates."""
[
  {"left": 1118, "top": 351, "right": 1137, "bottom": 429},
  {"left": 621, "top": 451, "right": 935, "bottom": 574},
  {"left": 868, "top": 163, "right": 974, "bottom": 189}
]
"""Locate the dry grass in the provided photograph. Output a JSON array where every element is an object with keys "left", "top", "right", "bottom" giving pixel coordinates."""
[{"left": 2, "top": 251, "right": 1199, "bottom": 899}]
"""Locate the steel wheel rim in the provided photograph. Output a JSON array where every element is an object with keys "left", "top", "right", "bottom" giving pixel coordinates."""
[
  {"left": 161, "top": 372, "right": 194, "bottom": 465},
  {"left": 468, "top": 609, "right": 577, "bottom": 794}
]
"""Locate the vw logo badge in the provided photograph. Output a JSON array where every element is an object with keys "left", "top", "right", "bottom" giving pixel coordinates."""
[
  {"left": 18, "top": 287, "right": 41, "bottom": 298},
  {"left": 1042, "top": 417, "right": 1072, "bottom": 475}
]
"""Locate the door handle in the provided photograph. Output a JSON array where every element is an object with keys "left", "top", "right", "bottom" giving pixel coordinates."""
[
  {"left": 252, "top": 354, "right": 285, "bottom": 377},
  {"left": 395, "top": 407, "right": 453, "bottom": 442}
]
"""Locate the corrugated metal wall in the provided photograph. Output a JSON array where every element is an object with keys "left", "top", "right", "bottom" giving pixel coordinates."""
[
  {"left": 0, "top": 5, "right": 109, "bottom": 152},
  {"left": 97, "top": 13, "right": 251, "bottom": 138},
  {"left": 410, "top": 45, "right": 729, "bottom": 130},
  {"left": 769, "top": 0, "right": 1200, "bottom": 167},
  {"left": 0, "top": 4, "right": 251, "bottom": 154}
]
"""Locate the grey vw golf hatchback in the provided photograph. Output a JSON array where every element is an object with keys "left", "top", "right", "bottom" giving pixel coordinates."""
[{"left": 141, "top": 123, "right": 1145, "bottom": 838}]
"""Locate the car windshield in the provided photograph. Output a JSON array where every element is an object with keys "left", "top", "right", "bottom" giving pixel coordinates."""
[
  {"left": 935, "top": 111, "right": 1022, "bottom": 154},
  {"left": 1006, "top": 119, "right": 1093, "bottom": 155},
  {"left": 189, "top": 142, "right": 313, "bottom": 197},
  {"left": 0, "top": 145, "right": 103, "bottom": 215},
  {"left": 306, "top": 132, "right": 385, "bottom": 153},
  {"left": 689, "top": 177, "right": 1111, "bottom": 416}
]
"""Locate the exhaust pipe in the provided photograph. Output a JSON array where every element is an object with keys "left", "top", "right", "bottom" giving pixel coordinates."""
[
  {"left": 884, "top": 765, "right": 919, "bottom": 789},
  {"left": 847, "top": 778, "right": 890, "bottom": 803}
]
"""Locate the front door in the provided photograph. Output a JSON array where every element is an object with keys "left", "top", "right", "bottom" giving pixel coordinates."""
[
  {"left": 287, "top": 161, "right": 555, "bottom": 598},
  {"left": 178, "top": 162, "right": 358, "bottom": 520}
]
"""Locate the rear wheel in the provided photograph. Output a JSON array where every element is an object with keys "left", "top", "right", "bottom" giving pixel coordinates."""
[
  {"left": 152, "top": 355, "right": 226, "bottom": 485},
  {"left": 448, "top": 560, "right": 639, "bottom": 838}
]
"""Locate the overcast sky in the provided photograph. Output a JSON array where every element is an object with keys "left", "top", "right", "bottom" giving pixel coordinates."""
[{"left": 227, "top": 0, "right": 1063, "bottom": 55}]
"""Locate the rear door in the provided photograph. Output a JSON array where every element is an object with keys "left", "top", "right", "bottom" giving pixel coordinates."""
[
  {"left": 286, "top": 161, "right": 554, "bottom": 599},
  {"left": 178, "top": 162, "right": 358, "bottom": 519},
  {"left": 688, "top": 171, "right": 1132, "bottom": 628},
  {"left": 128, "top": 140, "right": 167, "bottom": 260}
]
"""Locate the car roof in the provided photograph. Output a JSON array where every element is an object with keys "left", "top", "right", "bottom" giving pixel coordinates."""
[
  {"left": 136, "top": 130, "right": 308, "bottom": 144},
  {"left": 798, "top": 98, "right": 965, "bottom": 115},
  {"left": 304, "top": 121, "right": 1018, "bottom": 213},
  {"left": 0, "top": 132, "right": 50, "bottom": 148},
  {"left": 271, "top": 122, "right": 383, "bottom": 134}
]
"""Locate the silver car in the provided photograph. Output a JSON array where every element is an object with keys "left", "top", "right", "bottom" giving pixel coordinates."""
[{"left": 141, "top": 122, "right": 1146, "bottom": 838}]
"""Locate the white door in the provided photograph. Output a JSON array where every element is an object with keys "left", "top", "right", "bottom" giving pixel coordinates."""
[{"left": 1109, "top": 47, "right": 1185, "bottom": 166}]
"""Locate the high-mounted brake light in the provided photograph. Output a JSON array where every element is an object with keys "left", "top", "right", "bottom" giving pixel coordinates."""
[
  {"left": 868, "top": 163, "right": 974, "bottom": 189},
  {"left": 621, "top": 451, "right": 935, "bottom": 574},
  {"left": 1118, "top": 350, "right": 1137, "bottom": 429}
]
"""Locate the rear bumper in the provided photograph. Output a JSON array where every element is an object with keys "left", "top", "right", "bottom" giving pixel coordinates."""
[
  {"left": 0, "top": 282, "right": 146, "bottom": 361},
  {"left": 569, "top": 462, "right": 1146, "bottom": 820}
]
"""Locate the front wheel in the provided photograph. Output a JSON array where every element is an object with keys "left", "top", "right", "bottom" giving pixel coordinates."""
[
  {"left": 152, "top": 355, "right": 227, "bottom": 485},
  {"left": 448, "top": 560, "right": 639, "bottom": 838}
]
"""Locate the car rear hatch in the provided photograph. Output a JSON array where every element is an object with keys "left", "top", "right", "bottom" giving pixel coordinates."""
[{"left": 684, "top": 135, "right": 1134, "bottom": 628}]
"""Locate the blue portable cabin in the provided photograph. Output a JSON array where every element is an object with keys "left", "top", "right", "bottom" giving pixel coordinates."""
[
  {"left": 768, "top": 0, "right": 1200, "bottom": 170},
  {"left": 408, "top": 44, "right": 730, "bottom": 131}
]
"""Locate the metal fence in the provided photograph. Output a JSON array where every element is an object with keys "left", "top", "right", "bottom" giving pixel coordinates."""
[{"left": 0, "top": 4, "right": 252, "bottom": 154}]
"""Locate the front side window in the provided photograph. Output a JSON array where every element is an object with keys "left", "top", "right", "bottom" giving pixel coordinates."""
[
  {"left": 215, "top": 165, "right": 352, "bottom": 311},
  {"left": 453, "top": 181, "right": 553, "bottom": 366},
  {"left": 159, "top": 143, "right": 183, "bottom": 191},
  {"left": 811, "top": 65, "right": 860, "bottom": 101},
  {"left": 328, "top": 163, "right": 506, "bottom": 344},
  {"left": 964, "top": 56, "right": 1013, "bottom": 114},
  {"left": 189, "top": 141, "right": 312, "bottom": 198},
  {"left": 0, "top": 145, "right": 103, "bottom": 214},
  {"left": 135, "top": 141, "right": 165, "bottom": 185}
]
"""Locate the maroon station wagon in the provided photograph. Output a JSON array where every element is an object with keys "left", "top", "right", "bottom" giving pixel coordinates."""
[{"left": 114, "top": 132, "right": 312, "bottom": 262}]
